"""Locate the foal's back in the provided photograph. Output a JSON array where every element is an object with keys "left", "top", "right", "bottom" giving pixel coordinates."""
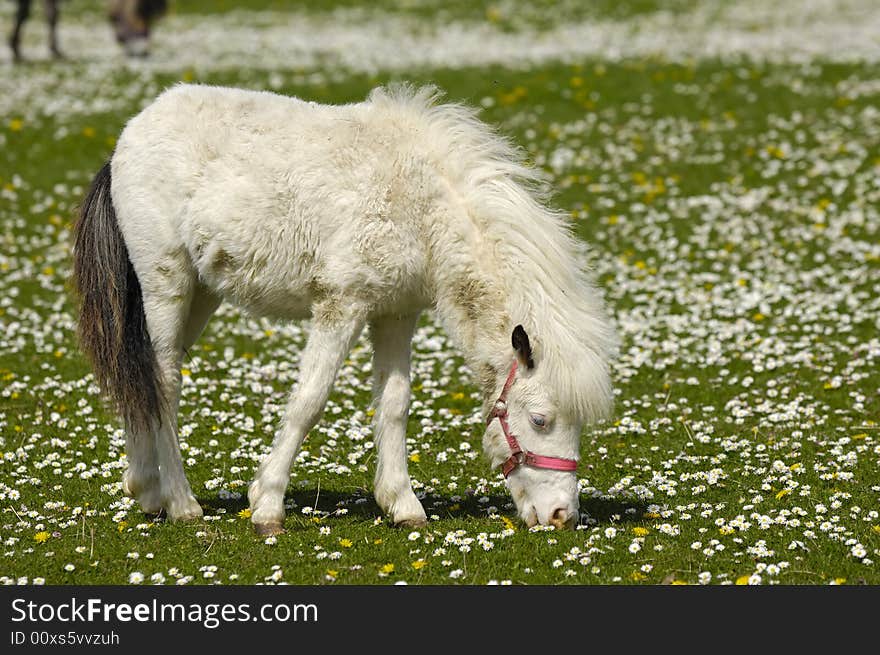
[{"left": 112, "top": 84, "right": 437, "bottom": 320}]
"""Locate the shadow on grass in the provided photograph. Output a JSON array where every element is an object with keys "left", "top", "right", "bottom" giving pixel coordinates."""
[{"left": 193, "top": 488, "right": 652, "bottom": 528}]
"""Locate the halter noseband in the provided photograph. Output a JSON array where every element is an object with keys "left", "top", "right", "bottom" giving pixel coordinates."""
[{"left": 486, "top": 360, "right": 579, "bottom": 478}]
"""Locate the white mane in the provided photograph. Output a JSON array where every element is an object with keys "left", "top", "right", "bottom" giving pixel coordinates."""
[{"left": 368, "top": 84, "right": 618, "bottom": 423}]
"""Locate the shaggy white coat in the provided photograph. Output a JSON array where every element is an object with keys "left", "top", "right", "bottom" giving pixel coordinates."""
[{"left": 110, "top": 83, "right": 617, "bottom": 529}]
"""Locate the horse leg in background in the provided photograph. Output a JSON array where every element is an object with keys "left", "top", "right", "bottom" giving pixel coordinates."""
[
  {"left": 370, "top": 313, "right": 427, "bottom": 527},
  {"left": 43, "top": 0, "right": 61, "bottom": 59},
  {"left": 248, "top": 304, "right": 366, "bottom": 535},
  {"left": 9, "top": 0, "right": 31, "bottom": 62}
]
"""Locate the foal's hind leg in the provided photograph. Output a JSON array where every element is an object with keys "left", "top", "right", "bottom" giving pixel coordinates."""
[
  {"left": 248, "top": 303, "right": 365, "bottom": 535},
  {"left": 136, "top": 277, "right": 219, "bottom": 521},
  {"left": 122, "top": 428, "right": 161, "bottom": 514},
  {"left": 122, "top": 285, "right": 218, "bottom": 516},
  {"left": 370, "top": 313, "right": 427, "bottom": 527}
]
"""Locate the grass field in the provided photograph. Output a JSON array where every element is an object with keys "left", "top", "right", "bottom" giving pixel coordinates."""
[{"left": 1, "top": 0, "right": 878, "bottom": 586}]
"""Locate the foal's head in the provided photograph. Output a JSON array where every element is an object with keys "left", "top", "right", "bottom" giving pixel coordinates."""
[{"left": 483, "top": 325, "right": 602, "bottom": 530}]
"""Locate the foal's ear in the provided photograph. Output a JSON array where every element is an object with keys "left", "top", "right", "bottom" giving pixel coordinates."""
[{"left": 511, "top": 325, "right": 534, "bottom": 370}]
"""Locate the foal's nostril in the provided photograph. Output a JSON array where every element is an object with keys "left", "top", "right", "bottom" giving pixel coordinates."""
[
  {"left": 549, "top": 508, "right": 576, "bottom": 530},
  {"left": 523, "top": 506, "right": 538, "bottom": 528}
]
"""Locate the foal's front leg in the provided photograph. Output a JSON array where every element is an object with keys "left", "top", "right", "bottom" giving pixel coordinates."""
[
  {"left": 248, "top": 309, "right": 365, "bottom": 535},
  {"left": 370, "top": 313, "right": 427, "bottom": 527}
]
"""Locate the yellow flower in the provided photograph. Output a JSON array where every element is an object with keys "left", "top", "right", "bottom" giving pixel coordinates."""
[
  {"left": 632, "top": 527, "right": 649, "bottom": 537},
  {"left": 735, "top": 575, "right": 751, "bottom": 585},
  {"left": 765, "top": 145, "right": 786, "bottom": 159},
  {"left": 9, "top": 118, "right": 23, "bottom": 131},
  {"left": 630, "top": 571, "right": 646, "bottom": 581},
  {"left": 237, "top": 508, "right": 251, "bottom": 519},
  {"left": 775, "top": 489, "right": 792, "bottom": 500},
  {"left": 670, "top": 580, "right": 688, "bottom": 585},
  {"left": 380, "top": 563, "right": 394, "bottom": 574},
  {"left": 501, "top": 516, "right": 516, "bottom": 531},
  {"left": 373, "top": 538, "right": 383, "bottom": 545},
  {"left": 117, "top": 521, "right": 127, "bottom": 532},
  {"left": 34, "top": 531, "right": 50, "bottom": 543},
  {"left": 326, "top": 569, "right": 338, "bottom": 579},
  {"left": 339, "top": 538, "right": 353, "bottom": 548},
  {"left": 409, "top": 453, "right": 420, "bottom": 463},
  {"left": 498, "top": 86, "right": 527, "bottom": 106},
  {"left": 412, "top": 560, "right": 427, "bottom": 570},
  {"left": 82, "top": 126, "right": 96, "bottom": 138},
  {"left": 719, "top": 526, "right": 735, "bottom": 535},
  {"left": 871, "top": 525, "right": 880, "bottom": 535}
]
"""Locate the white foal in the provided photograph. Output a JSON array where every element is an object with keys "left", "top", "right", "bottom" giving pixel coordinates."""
[{"left": 72, "top": 83, "right": 617, "bottom": 534}]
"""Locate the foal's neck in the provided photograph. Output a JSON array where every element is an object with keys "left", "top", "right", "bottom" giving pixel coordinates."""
[{"left": 430, "top": 261, "right": 516, "bottom": 409}]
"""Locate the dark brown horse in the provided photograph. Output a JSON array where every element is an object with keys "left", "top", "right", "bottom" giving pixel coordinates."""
[
  {"left": 109, "top": 0, "right": 167, "bottom": 58},
  {"left": 8, "top": 0, "right": 167, "bottom": 62}
]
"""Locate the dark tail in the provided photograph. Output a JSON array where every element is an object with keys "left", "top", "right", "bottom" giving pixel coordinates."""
[{"left": 72, "top": 160, "right": 163, "bottom": 433}]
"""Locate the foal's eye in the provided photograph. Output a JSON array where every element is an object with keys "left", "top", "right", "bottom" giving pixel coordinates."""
[{"left": 529, "top": 414, "right": 548, "bottom": 429}]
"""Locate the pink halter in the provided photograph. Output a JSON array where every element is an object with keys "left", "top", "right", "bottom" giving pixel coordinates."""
[{"left": 487, "top": 360, "right": 579, "bottom": 478}]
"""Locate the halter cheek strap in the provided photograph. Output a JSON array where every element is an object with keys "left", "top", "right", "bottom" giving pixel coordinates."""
[{"left": 486, "top": 360, "right": 579, "bottom": 478}]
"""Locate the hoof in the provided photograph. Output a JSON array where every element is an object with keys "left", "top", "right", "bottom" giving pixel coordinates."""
[
  {"left": 139, "top": 503, "right": 164, "bottom": 516},
  {"left": 166, "top": 499, "right": 204, "bottom": 523},
  {"left": 169, "top": 510, "right": 203, "bottom": 523},
  {"left": 394, "top": 517, "right": 428, "bottom": 529},
  {"left": 254, "top": 521, "right": 285, "bottom": 536},
  {"left": 172, "top": 513, "right": 203, "bottom": 523}
]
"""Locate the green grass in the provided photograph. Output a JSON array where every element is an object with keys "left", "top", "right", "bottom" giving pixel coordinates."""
[{"left": 1, "top": 1, "right": 878, "bottom": 586}]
